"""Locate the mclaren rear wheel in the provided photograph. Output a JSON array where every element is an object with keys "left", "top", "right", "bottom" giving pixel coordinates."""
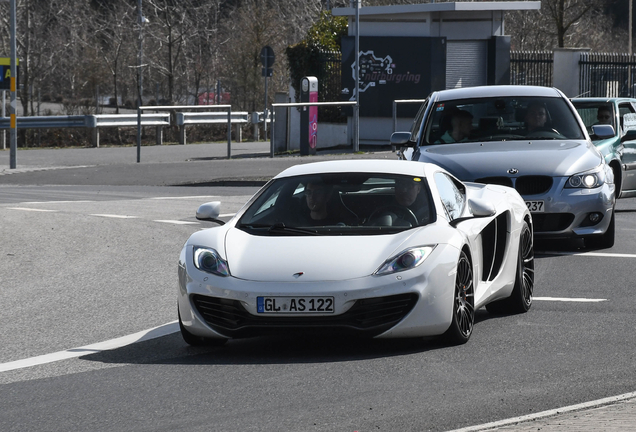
[
  {"left": 486, "top": 221, "right": 534, "bottom": 314},
  {"left": 443, "top": 250, "right": 475, "bottom": 345}
]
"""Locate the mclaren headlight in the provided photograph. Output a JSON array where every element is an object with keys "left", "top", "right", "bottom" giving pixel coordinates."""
[
  {"left": 193, "top": 246, "right": 230, "bottom": 277},
  {"left": 565, "top": 166, "right": 607, "bottom": 189},
  {"left": 374, "top": 246, "right": 436, "bottom": 276}
]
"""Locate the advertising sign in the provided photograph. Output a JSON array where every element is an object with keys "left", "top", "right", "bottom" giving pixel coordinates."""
[
  {"left": 300, "top": 76, "right": 318, "bottom": 155},
  {"left": 0, "top": 58, "right": 19, "bottom": 91},
  {"left": 341, "top": 36, "right": 446, "bottom": 118}
]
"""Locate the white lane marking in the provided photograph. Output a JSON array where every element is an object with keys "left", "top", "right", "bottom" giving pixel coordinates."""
[
  {"left": 8, "top": 207, "right": 58, "bottom": 212},
  {"left": 219, "top": 213, "right": 235, "bottom": 218},
  {"left": 541, "top": 251, "right": 636, "bottom": 258},
  {"left": 447, "top": 392, "right": 636, "bottom": 432},
  {"left": 534, "top": 297, "right": 607, "bottom": 302},
  {"left": 90, "top": 214, "right": 139, "bottom": 219},
  {"left": 0, "top": 321, "right": 179, "bottom": 373},
  {"left": 148, "top": 196, "right": 219, "bottom": 200},
  {"left": 18, "top": 200, "right": 95, "bottom": 204},
  {"left": 153, "top": 220, "right": 200, "bottom": 225}
]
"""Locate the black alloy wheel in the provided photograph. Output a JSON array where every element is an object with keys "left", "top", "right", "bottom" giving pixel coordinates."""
[
  {"left": 443, "top": 250, "right": 475, "bottom": 345},
  {"left": 514, "top": 221, "right": 534, "bottom": 312},
  {"left": 486, "top": 221, "right": 534, "bottom": 314}
]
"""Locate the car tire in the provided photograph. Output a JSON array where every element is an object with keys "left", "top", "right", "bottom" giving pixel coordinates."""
[
  {"left": 443, "top": 250, "right": 474, "bottom": 345},
  {"left": 585, "top": 210, "right": 615, "bottom": 250},
  {"left": 178, "top": 307, "right": 228, "bottom": 347},
  {"left": 486, "top": 221, "right": 534, "bottom": 314}
]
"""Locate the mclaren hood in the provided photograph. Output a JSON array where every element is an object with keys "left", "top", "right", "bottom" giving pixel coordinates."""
[{"left": 223, "top": 228, "right": 416, "bottom": 282}]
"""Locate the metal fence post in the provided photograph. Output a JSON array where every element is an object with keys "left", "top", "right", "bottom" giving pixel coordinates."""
[
  {"left": 270, "top": 108, "right": 275, "bottom": 158},
  {"left": 227, "top": 108, "right": 232, "bottom": 159}
]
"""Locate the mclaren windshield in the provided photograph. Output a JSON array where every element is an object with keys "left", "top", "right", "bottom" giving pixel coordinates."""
[{"left": 237, "top": 172, "right": 435, "bottom": 236}]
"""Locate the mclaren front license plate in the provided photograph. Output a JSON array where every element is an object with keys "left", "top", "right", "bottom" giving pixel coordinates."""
[
  {"left": 257, "top": 296, "right": 335, "bottom": 314},
  {"left": 525, "top": 200, "right": 544, "bottom": 213}
]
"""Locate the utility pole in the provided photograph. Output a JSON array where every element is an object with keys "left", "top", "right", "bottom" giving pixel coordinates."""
[
  {"left": 352, "top": 0, "right": 360, "bottom": 152},
  {"left": 9, "top": 0, "right": 17, "bottom": 169},
  {"left": 630, "top": 0, "right": 633, "bottom": 96}
]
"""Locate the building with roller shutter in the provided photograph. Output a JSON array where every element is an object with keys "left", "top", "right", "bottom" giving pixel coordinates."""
[{"left": 332, "top": 1, "right": 541, "bottom": 146}]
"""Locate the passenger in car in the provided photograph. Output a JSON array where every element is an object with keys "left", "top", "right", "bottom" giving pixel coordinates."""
[
  {"left": 436, "top": 110, "right": 473, "bottom": 143},
  {"left": 394, "top": 177, "right": 431, "bottom": 224}
]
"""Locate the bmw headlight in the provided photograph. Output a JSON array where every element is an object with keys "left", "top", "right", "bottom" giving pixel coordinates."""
[
  {"left": 565, "top": 166, "right": 605, "bottom": 189},
  {"left": 374, "top": 246, "right": 436, "bottom": 276},
  {"left": 193, "top": 246, "right": 230, "bottom": 277}
]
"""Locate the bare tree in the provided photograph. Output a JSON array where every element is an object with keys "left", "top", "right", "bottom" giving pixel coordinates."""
[
  {"left": 219, "top": 0, "right": 289, "bottom": 111},
  {"left": 506, "top": 0, "right": 626, "bottom": 52},
  {"left": 92, "top": 1, "right": 137, "bottom": 114}
]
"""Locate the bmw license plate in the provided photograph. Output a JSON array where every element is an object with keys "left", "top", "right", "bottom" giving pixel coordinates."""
[
  {"left": 525, "top": 200, "right": 544, "bottom": 212},
  {"left": 257, "top": 296, "right": 334, "bottom": 314}
]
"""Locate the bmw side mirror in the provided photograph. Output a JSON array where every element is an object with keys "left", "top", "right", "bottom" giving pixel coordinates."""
[{"left": 390, "top": 131, "right": 415, "bottom": 148}]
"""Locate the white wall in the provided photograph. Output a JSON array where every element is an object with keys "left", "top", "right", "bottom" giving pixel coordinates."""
[{"left": 553, "top": 48, "right": 591, "bottom": 98}]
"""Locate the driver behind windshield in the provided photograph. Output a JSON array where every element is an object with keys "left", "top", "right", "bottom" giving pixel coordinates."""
[
  {"left": 524, "top": 102, "right": 549, "bottom": 133},
  {"left": 300, "top": 181, "right": 358, "bottom": 226},
  {"left": 436, "top": 109, "right": 474, "bottom": 143}
]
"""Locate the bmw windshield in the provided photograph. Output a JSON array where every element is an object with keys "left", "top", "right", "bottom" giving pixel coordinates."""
[{"left": 421, "top": 96, "right": 585, "bottom": 145}]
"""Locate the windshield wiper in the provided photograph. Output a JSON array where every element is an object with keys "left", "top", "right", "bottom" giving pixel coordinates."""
[
  {"left": 238, "top": 222, "right": 320, "bottom": 236},
  {"left": 268, "top": 223, "right": 320, "bottom": 235}
]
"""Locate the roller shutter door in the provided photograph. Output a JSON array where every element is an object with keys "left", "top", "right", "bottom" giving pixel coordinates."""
[{"left": 446, "top": 40, "right": 488, "bottom": 89}]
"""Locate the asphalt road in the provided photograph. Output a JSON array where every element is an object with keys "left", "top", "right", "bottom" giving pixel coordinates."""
[{"left": 1, "top": 143, "right": 636, "bottom": 431}]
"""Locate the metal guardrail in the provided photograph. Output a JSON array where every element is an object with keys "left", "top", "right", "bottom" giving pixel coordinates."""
[
  {"left": 0, "top": 115, "right": 90, "bottom": 129},
  {"left": 175, "top": 111, "right": 249, "bottom": 125},
  {"left": 88, "top": 113, "right": 171, "bottom": 147},
  {"left": 138, "top": 104, "right": 234, "bottom": 159},
  {"left": 175, "top": 111, "right": 249, "bottom": 146},
  {"left": 89, "top": 113, "right": 170, "bottom": 128}
]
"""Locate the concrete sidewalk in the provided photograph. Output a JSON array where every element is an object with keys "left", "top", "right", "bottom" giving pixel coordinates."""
[{"left": 450, "top": 392, "right": 636, "bottom": 431}]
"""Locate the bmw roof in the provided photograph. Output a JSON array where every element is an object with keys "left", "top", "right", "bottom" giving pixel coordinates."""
[
  {"left": 273, "top": 159, "right": 434, "bottom": 179},
  {"left": 431, "top": 85, "right": 564, "bottom": 102}
]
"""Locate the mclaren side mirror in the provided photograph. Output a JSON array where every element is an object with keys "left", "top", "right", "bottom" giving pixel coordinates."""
[
  {"left": 196, "top": 201, "right": 225, "bottom": 225},
  {"left": 468, "top": 198, "right": 496, "bottom": 217},
  {"left": 449, "top": 198, "right": 496, "bottom": 228}
]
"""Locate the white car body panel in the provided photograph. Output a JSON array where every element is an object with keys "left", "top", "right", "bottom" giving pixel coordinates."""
[{"left": 178, "top": 160, "right": 532, "bottom": 342}]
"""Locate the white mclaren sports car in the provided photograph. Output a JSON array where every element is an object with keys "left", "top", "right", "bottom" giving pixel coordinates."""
[{"left": 177, "top": 160, "right": 534, "bottom": 346}]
